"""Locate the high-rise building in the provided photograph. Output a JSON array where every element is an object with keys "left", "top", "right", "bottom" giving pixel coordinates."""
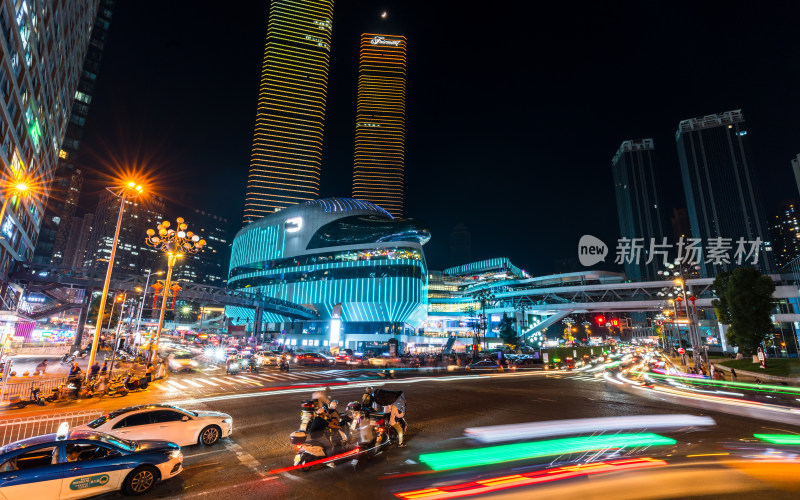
[
  {"left": 612, "top": 139, "right": 666, "bottom": 281},
  {"left": 172, "top": 209, "right": 234, "bottom": 286},
  {"left": 0, "top": 0, "right": 100, "bottom": 282},
  {"left": 85, "top": 193, "right": 164, "bottom": 274},
  {"left": 242, "top": 0, "right": 334, "bottom": 225},
  {"left": 675, "top": 110, "right": 773, "bottom": 275},
  {"left": 670, "top": 208, "right": 691, "bottom": 242},
  {"left": 792, "top": 154, "right": 800, "bottom": 198},
  {"left": 770, "top": 201, "right": 800, "bottom": 270},
  {"left": 33, "top": 0, "right": 115, "bottom": 267},
  {"left": 352, "top": 33, "right": 407, "bottom": 217},
  {"left": 61, "top": 213, "right": 94, "bottom": 270}
]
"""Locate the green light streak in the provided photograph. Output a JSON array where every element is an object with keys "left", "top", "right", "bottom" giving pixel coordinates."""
[
  {"left": 418, "top": 433, "right": 676, "bottom": 471},
  {"left": 639, "top": 371, "right": 800, "bottom": 396},
  {"left": 754, "top": 434, "right": 800, "bottom": 445}
]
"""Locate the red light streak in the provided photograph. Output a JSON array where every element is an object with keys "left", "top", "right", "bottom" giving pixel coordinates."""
[
  {"left": 394, "top": 457, "right": 667, "bottom": 500},
  {"left": 268, "top": 447, "right": 361, "bottom": 474}
]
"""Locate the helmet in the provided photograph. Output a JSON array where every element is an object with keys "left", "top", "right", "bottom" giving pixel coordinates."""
[
  {"left": 365, "top": 386, "right": 373, "bottom": 394},
  {"left": 315, "top": 406, "right": 326, "bottom": 415},
  {"left": 329, "top": 400, "right": 338, "bottom": 410}
]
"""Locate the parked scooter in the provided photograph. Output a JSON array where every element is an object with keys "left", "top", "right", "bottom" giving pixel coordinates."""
[
  {"left": 122, "top": 371, "right": 149, "bottom": 391},
  {"left": 102, "top": 374, "right": 129, "bottom": 397},
  {"left": 0, "top": 386, "right": 46, "bottom": 409}
]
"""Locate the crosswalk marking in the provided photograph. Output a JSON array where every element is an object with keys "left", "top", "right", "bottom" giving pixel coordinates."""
[
  {"left": 165, "top": 380, "right": 187, "bottom": 390},
  {"left": 233, "top": 376, "right": 261, "bottom": 385},
  {"left": 195, "top": 378, "right": 220, "bottom": 386},
  {"left": 182, "top": 379, "right": 204, "bottom": 388},
  {"left": 209, "top": 377, "right": 236, "bottom": 385}
]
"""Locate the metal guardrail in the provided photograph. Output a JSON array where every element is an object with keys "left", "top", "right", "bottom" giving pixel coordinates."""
[
  {"left": 0, "top": 409, "right": 103, "bottom": 447},
  {"left": 1, "top": 376, "right": 67, "bottom": 399}
]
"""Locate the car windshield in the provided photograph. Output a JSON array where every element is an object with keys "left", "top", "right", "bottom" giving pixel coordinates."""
[
  {"left": 102, "top": 434, "right": 136, "bottom": 451},
  {"left": 173, "top": 352, "right": 192, "bottom": 359}
]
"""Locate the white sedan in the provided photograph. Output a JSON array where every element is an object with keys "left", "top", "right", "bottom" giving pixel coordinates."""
[{"left": 77, "top": 404, "right": 232, "bottom": 447}]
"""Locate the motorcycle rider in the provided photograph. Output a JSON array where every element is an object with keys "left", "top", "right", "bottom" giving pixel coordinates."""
[
  {"left": 279, "top": 352, "right": 290, "bottom": 371},
  {"left": 307, "top": 407, "right": 335, "bottom": 465},
  {"left": 311, "top": 386, "right": 331, "bottom": 408},
  {"left": 362, "top": 386, "right": 375, "bottom": 409},
  {"left": 327, "top": 400, "right": 348, "bottom": 443},
  {"left": 386, "top": 398, "right": 406, "bottom": 447}
]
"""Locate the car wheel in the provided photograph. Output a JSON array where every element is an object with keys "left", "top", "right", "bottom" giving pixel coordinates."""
[
  {"left": 124, "top": 465, "right": 158, "bottom": 495},
  {"left": 199, "top": 425, "right": 221, "bottom": 446}
]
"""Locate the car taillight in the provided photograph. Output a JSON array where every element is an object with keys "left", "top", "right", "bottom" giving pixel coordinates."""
[{"left": 295, "top": 444, "right": 303, "bottom": 450}]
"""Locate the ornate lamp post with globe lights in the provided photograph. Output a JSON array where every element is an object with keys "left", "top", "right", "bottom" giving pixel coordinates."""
[{"left": 145, "top": 217, "right": 205, "bottom": 360}]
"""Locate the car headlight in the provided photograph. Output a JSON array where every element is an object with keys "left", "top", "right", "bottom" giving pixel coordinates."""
[
  {"left": 166, "top": 449, "right": 182, "bottom": 460},
  {"left": 230, "top": 363, "right": 239, "bottom": 369},
  {"left": 189, "top": 360, "right": 198, "bottom": 366},
  {"left": 222, "top": 418, "right": 232, "bottom": 424}
]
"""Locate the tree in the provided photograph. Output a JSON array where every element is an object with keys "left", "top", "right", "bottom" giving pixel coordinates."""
[
  {"left": 87, "top": 295, "right": 122, "bottom": 331},
  {"left": 498, "top": 313, "right": 520, "bottom": 349},
  {"left": 712, "top": 268, "right": 774, "bottom": 356}
]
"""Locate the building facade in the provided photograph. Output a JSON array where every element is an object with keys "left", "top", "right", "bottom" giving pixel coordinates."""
[
  {"left": 242, "top": 0, "right": 334, "bottom": 225},
  {"left": 612, "top": 139, "right": 666, "bottom": 281},
  {"left": 85, "top": 192, "right": 164, "bottom": 275},
  {"left": 227, "top": 198, "right": 430, "bottom": 350},
  {"left": 0, "top": 0, "right": 99, "bottom": 282},
  {"left": 33, "top": 0, "right": 114, "bottom": 266},
  {"left": 771, "top": 201, "right": 800, "bottom": 270},
  {"left": 792, "top": 154, "right": 800, "bottom": 199},
  {"left": 676, "top": 110, "right": 773, "bottom": 275},
  {"left": 352, "top": 33, "right": 407, "bottom": 218},
  {"left": 172, "top": 209, "right": 233, "bottom": 286},
  {"left": 61, "top": 212, "right": 93, "bottom": 269}
]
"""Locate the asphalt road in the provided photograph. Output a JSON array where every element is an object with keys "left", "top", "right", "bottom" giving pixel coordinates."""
[{"left": 55, "top": 370, "right": 797, "bottom": 500}]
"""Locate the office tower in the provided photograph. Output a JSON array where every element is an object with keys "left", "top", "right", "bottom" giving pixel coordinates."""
[
  {"left": 676, "top": 110, "right": 773, "bottom": 275},
  {"left": 33, "top": 0, "right": 115, "bottom": 266},
  {"left": 670, "top": 208, "right": 691, "bottom": 242},
  {"left": 449, "top": 223, "right": 471, "bottom": 265},
  {"left": 62, "top": 213, "right": 95, "bottom": 270},
  {"left": 0, "top": 0, "right": 100, "bottom": 280},
  {"left": 242, "top": 0, "right": 334, "bottom": 225},
  {"left": 172, "top": 209, "right": 234, "bottom": 285},
  {"left": 612, "top": 139, "right": 666, "bottom": 281},
  {"left": 85, "top": 192, "right": 164, "bottom": 274},
  {"left": 770, "top": 201, "right": 800, "bottom": 269},
  {"left": 792, "top": 154, "right": 800, "bottom": 198},
  {"left": 352, "top": 33, "right": 407, "bottom": 217}
]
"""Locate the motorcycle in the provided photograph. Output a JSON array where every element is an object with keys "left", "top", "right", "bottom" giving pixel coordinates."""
[
  {"left": 102, "top": 375, "right": 129, "bottom": 397},
  {"left": 279, "top": 359, "right": 290, "bottom": 372},
  {"left": 60, "top": 352, "right": 76, "bottom": 365},
  {"left": 227, "top": 360, "right": 241, "bottom": 375},
  {"left": 0, "top": 386, "right": 46, "bottom": 409},
  {"left": 46, "top": 379, "right": 83, "bottom": 402},
  {"left": 122, "top": 372, "right": 149, "bottom": 391}
]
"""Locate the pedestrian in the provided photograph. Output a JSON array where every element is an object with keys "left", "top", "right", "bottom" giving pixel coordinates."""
[
  {"left": 35, "top": 359, "right": 48, "bottom": 374},
  {"left": 68, "top": 362, "right": 82, "bottom": 379},
  {"left": 709, "top": 364, "right": 715, "bottom": 379},
  {"left": 730, "top": 368, "right": 737, "bottom": 381},
  {"left": 89, "top": 362, "right": 100, "bottom": 380},
  {"left": 99, "top": 361, "right": 108, "bottom": 376},
  {"left": 145, "top": 363, "right": 155, "bottom": 383}
]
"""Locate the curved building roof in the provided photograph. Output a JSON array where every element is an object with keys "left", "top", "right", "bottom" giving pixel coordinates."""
[{"left": 231, "top": 198, "right": 429, "bottom": 267}]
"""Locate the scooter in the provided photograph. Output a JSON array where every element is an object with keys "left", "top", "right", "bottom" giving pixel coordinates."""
[
  {"left": 60, "top": 352, "right": 76, "bottom": 365},
  {"left": 122, "top": 372, "right": 149, "bottom": 391},
  {"left": 0, "top": 386, "right": 46, "bottom": 409},
  {"left": 279, "top": 360, "right": 290, "bottom": 372},
  {"left": 102, "top": 375, "right": 129, "bottom": 397}
]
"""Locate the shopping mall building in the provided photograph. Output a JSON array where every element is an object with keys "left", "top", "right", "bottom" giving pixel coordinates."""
[{"left": 226, "top": 198, "right": 432, "bottom": 351}]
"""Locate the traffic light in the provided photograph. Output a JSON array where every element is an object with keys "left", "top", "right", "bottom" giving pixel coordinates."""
[
  {"left": 610, "top": 318, "right": 619, "bottom": 327},
  {"left": 595, "top": 315, "right": 605, "bottom": 326}
]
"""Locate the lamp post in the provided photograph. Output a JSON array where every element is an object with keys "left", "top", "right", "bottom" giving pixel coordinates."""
[
  {"left": 85, "top": 181, "right": 143, "bottom": 382},
  {"left": 134, "top": 270, "right": 164, "bottom": 339},
  {"left": 658, "top": 262, "right": 706, "bottom": 368},
  {"left": 474, "top": 289, "right": 496, "bottom": 352},
  {"left": 145, "top": 217, "right": 205, "bottom": 361}
]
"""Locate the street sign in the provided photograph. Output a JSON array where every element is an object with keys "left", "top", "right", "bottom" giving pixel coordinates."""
[{"left": 678, "top": 347, "right": 685, "bottom": 354}]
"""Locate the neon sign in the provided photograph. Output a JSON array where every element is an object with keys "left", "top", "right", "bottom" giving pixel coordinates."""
[
  {"left": 370, "top": 36, "right": 401, "bottom": 47},
  {"left": 284, "top": 217, "right": 303, "bottom": 233}
]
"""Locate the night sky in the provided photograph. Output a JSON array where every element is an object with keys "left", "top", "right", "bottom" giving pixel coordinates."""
[{"left": 75, "top": 1, "right": 800, "bottom": 275}]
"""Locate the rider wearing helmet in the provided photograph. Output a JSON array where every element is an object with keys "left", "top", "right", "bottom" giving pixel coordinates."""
[
  {"left": 307, "top": 406, "right": 333, "bottom": 458},
  {"left": 311, "top": 386, "right": 331, "bottom": 409},
  {"left": 327, "top": 400, "right": 348, "bottom": 443}
]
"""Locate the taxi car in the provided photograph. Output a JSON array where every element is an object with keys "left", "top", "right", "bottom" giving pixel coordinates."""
[
  {"left": 0, "top": 426, "right": 182, "bottom": 498},
  {"left": 76, "top": 404, "right": 232, "bottom": 447}
]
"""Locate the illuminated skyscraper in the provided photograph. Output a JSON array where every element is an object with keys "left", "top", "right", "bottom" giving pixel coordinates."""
[
  {"left": 352, "top": 33, "right": 407, "bottom": 218},
  {"left": 243, "top": 0, "right": 334, "bottom": 225}
]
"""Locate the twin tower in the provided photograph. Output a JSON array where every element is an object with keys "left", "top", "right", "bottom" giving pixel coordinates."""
[{"left": 243, "top": 1, "right": 406, "bottom": 225}]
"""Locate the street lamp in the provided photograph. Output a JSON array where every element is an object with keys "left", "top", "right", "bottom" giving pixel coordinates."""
[
  {"left": 134, "top": 270, "right": 164, "bottom": 339},
  {"left": 145, "top": 217, "right": 205, "bottom": 360},
  {"left": 0, "top": 178, "right": 31, "bottom": 228},
  {"left": 85, "top": 181, "right": 143, "bottom": 382}
]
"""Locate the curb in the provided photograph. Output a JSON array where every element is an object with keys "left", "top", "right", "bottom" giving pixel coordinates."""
[{"left": 712, "top": 363, "right": 800, "bottom": 386}]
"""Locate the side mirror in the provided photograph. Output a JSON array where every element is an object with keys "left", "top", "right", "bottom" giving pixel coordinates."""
[{"left": 181, "top": 415, "right": 189, "bottom": 422}]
